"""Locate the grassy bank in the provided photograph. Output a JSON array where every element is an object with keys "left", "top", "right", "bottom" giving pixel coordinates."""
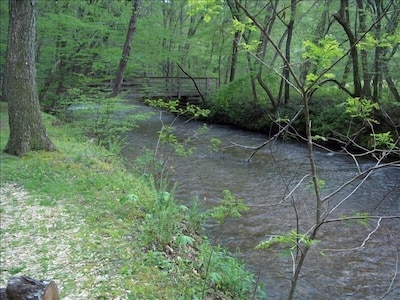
[{"left": 0, "top": 102, "right": 262, "bottom": 299}]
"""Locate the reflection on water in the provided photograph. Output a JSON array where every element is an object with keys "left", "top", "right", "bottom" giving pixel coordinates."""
[{"left": 122, "top": 101, "right": 400, "bottom": 299}]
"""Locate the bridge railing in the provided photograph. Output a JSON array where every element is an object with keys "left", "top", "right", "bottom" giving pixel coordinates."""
[{"left": 121, "top": 76, "right": 219, "bottom": 99}]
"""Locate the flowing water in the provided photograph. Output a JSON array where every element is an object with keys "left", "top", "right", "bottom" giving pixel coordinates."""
[{"left": 121, "top": 100, "right": 400, "bottom": 299}]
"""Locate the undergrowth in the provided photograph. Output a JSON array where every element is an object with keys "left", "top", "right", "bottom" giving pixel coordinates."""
[{"left": 0, "top": 102, "right": 263, "bottom": 299}]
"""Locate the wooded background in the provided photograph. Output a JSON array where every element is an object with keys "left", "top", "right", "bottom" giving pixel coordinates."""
[{"left": 0, "top": 0, "right": 399, "bottom": 149}]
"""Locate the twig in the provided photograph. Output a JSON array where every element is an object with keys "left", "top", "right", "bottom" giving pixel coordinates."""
[
  {"left": 320, "top": 217, "right": 390, "bottom": 251},
  {"left": 229, "top": 107, "right": 304, "bottom": 162},
  {"left": 322, "top": 161, "right": 400, "bottom": 205},
  {"left": 281, "top": 174, "right": 311, "bottom": 204},
  {"left": 322, "top": 215, "right": 400, "bottom": 224},
  {"left": 381, "top": 227, "right": 399, "bottom": 299}
]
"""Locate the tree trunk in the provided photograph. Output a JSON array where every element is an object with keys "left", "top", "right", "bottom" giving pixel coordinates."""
[
  {"left": 255, "top": 2, "right": 278, "bottom": 111},
  {"left": 4, "top": 0, "right": 56, "bottom": 157},
  {"left": 0, "top": 276, "right": 59, "bottom": 300},
  {"left": 333, "top": 0, "right": 362, "bottom": 97},
  {"left": 227, "top": 0, "right": 242, "bottom": 83},
  {"left": 229, "top": 30, "right": 241, "bottom": 83},
  {"left": 379, "top": 2, "right": 400, "bottom": 102},
  {"left": 372, "top": 0, "right": 382, "bottom": 102},
  {"left": 356, "top": 0, "right": 372, "bottom": 98},
  {"left": 282, "top": 0, "right": 297, "bottom": 105},
  {"left": 383, "top": 64, "right": 400, "bottom": 102},
  {"left": 109, "top": 0, "right": 141, "bottom": 97}
]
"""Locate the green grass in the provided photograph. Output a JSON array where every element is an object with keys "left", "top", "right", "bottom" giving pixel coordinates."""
[{"left": 0, "top": 102, "right": 262, "bottom": 299}]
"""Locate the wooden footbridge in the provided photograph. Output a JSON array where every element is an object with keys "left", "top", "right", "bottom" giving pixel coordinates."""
[
  {"left": 124, "top": 76, "right": 218, "bottom": 100},
  {"left": 91, "top": 77, "right": 219, "bottom": 103}
]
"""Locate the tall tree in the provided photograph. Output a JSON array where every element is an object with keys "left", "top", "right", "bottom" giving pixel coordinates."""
[
  {"left": 110, "top": 0, "right": 141, "bottom": 97},
  {"left": 226, "top": 0, "right": 242, "bottom": 82},
  {"left": 4, "top": 0, "right": 55, "bottom": 157},
  {"left": 333, "top": 0, "right": 362, "bottom": 97}
]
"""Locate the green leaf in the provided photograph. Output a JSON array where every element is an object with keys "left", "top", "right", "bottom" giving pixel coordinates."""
[
  {"left": 370, "top": 132, "right": 396, "bottom": 149},
  {"left": 188, "top": 0, "right": 223, "bottom": 23},
  {"left": 305, "top": 73, "right": 319, "bottom": 85},
  {"left": 119, "top": 193, "right": 139, "bottom": 204},
  {"left": 312, "top": 135, "right": 328, "bottom": 142},
  {"left": 302, "top": 36, "right": 344, "bottom": 69},
  {"left": 255, "top": 230, "right": 319, "bottom": 253},
  {"left": 175, "top": 235, "right": 194, "bottom": 246},
  {"left": 208, "top": 190, "right": 249, "bottom": 223},
  {"left": 323, "top": 73, "right": 336, "bottom": 79},
  {"left": 344, "top": 97, "right": 380, "bottom": 123}
]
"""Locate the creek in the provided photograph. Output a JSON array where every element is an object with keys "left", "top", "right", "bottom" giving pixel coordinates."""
[{"left": 121, "top": 100, "right": 400, "bottom": 300}]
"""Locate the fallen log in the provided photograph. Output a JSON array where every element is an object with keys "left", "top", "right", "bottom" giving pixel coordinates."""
[{"left": 0, "top": 276, "right": 59, "bottom": 300}]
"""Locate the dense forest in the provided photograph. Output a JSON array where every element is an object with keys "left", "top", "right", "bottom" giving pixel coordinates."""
[{"left": 0, "top": 0, "right": 399, "bottom": 152}]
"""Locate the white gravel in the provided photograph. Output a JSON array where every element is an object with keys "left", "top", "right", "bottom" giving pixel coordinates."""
[{"left": 0, "top": 183, "right": 123, "bottom": 299}]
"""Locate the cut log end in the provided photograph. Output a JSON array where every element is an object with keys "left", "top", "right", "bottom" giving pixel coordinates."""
[{"left": 1, "top": 276, "right": 59, "bottom": 300}]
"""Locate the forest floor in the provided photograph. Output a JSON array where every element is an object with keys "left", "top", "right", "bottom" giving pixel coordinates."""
[{"left": 0, "top": 183, "right": 95, "bottom": 299}]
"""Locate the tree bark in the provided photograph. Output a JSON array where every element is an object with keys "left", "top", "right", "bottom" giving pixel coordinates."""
[
  {"left": 4, "top": 0, "right": 56, "bottom": 157},
  {"left": 356, "top": 0, "right": 372, "bottom": 98},
  {"left": 282, "top": 0, "right": 297, "bottom": 106},
  {"left": 109, "top": 0, "right": 141, "bottom": 97},
  {"left": 333, "top": 0, "right": 362, "bottom": 97},
  {"left": 227, "top": 0, "right": 242, "bottom": 83},
  {"left": 383, "top": 64, "right": 400, "bottom": 102},
  {"left": 0, "top": 276, "right": 59, "bottom": 300},
  {"left": 255, "top": 1, "right": 278, "bottom": 112}
]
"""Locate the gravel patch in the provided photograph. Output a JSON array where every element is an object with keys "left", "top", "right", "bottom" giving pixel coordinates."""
[{"left": 0, "top": 183, "right": 125, "bottom": 299}]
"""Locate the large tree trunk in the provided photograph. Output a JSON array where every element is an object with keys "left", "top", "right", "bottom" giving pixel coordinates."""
[
  {"left": 109, "top": 0, "right": 141, "bottom": 97},
  {"left": 4, "top": 0, "right": 56, "bottom": 157}
]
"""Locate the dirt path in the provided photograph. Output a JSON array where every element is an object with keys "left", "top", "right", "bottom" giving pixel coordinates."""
[{"left": 0, "top": 183, "right": 90, "bottom": 299}]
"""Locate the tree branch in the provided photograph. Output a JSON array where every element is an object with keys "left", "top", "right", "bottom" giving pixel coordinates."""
[{"left": 177, "top": 63, "right": 206, "bottom": 103}]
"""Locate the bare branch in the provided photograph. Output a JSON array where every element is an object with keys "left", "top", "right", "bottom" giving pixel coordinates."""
[
  {"left": 380, "top": 285, "right": 400, "bottom": 300},
  {"left": 318, "top": 217, "right": 400, "bottom": 252},
  {"left": 322, "top": 215, "right": 400, "bottom": 225},
  {"left": 229, "top": 107, "right": 304, "bottom": 162},
  {"left": 380, "top": 227, "right": 400, "bottom": 299},
  {"left": 281, "top": 174, "right": 311, "bottom": 204},
  {"left": 322, "top": 161, "right": 400, "bottom": 205},
  {"left": 247, "top": 51, "right": 302, "bottom": 95}
]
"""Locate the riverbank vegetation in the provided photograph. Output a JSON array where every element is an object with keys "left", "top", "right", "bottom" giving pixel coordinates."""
[{"left": 0, "top": 102, "right": 262, "bottom": 299}]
